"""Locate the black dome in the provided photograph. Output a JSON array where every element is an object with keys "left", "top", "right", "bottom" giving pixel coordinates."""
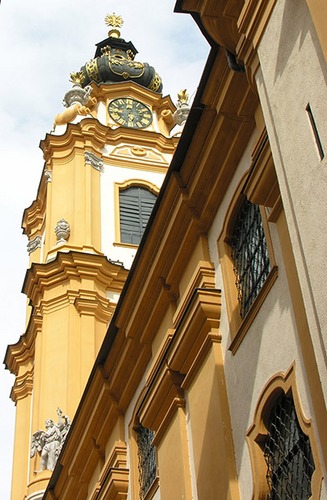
[{"left": 80, "top": 35, "right": 162, "bottom": 93}]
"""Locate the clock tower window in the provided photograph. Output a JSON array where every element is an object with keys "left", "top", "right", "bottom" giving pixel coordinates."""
[{"left": 119, "top": 186, "right": 157, "bottom": 245}]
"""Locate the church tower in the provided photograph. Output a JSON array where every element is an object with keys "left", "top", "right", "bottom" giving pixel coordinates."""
[{"left": 5, "top": 14, "right": 182, "bottom": 500}]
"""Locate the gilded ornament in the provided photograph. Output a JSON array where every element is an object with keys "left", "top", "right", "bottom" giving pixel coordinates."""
[
  {"left": 85, "top": 59, "right": 100, "bottom": 83},
  {"left": 177, "top": 89, "right": 189, "bottom": 105},
  {"left": 174, "top": 89, "right": 190, "bottom": 126},
  {"left": 105, "top": 13, "right": 124, "bottom": 38},
  {"left": 69, "top": 71, "right": 85, "bottom": 86},
  {"left": 149, "top": 73, "right": 162, "bottom": 93},
  {"left": 126, "top": 49, "right": 135, "bottom": 61},
  {"left": 108, "top": 55, "right": 145, "bottom": 79},
  {"left": 105, "top": 13, "right": 123, "bottom": 29},
  {"left": 101, "top": 45, "right": 111, "bottom": 56}
]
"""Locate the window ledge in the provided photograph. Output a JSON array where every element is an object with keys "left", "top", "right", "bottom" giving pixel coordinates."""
[
  {"left": 113, "top": 241, "right": 138, "bottom": 249},
  {"left": 144, "top": 476, "right": 159, "bottom": 499}
]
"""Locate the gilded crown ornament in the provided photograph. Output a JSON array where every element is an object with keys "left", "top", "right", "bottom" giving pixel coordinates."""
[{"left": 105, "top": 13, "right": 124, "bottom": 38}]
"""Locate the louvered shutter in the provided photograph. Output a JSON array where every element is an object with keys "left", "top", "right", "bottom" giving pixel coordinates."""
[{"left": 120, "top": 187, "right": 157, "bottom": 244}]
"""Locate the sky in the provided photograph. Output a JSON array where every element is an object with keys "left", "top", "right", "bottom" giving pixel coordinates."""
[{"left": 0, "top": 0, "right": 209, "bottom": 497}]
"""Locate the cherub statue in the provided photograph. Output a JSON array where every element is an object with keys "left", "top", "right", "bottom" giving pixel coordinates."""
[{"left": 30, "top": 408, "right": 71, "bottom": 472}]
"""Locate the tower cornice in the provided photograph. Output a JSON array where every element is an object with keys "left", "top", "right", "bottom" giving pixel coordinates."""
[
  {"left": 41, "top": 117, "right": 178, "bottom": 165},
  {"left": 40, "top": 119, "right": 108, "bottom": 163},
  {"left": 4, "top": 314, "right": 42, "bottom": 376},
  {"left": 90, "top": 81, "right": 176, "bottom": 114},
  {"left": 22, "top": 251, "right": 128, "bottom": 308},
  {"left": 22, "top": 175, "right": 47, "bottom": 238},
  {"left": 10, "top": 368, "right": 34, "bottom": 403}
]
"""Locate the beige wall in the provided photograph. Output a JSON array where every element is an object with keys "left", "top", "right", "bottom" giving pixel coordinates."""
[
  {"left": 205, "top": 0, "right": 327, "bottom": 496},
  {"left": 256, "top": 0, "right": 327, "bottom": 403}
]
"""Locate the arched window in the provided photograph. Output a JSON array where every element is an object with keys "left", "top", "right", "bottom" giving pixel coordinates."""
[
  {"left": 230, "top": 198, "right": 270, "bottom": 319},
  {"left": 218, "top": 186, "right": 277, "bottom": 352},
  {"left": 119, "top": 186, "right": 157, "bottom": 245},
  {"left": 263, "top": 393, "right": 315, "bottom": 498},
  {"left": 247, "top": 367, "right": 322, "bottom": 499}
]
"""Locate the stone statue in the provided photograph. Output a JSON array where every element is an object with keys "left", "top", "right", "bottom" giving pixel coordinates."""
[{"left": 30, "top": 408, "right": 71, "bottom": 472}]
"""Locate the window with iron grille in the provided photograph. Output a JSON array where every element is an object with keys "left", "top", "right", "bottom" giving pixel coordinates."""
[
  {"left": 263, "top": 393, "right": 315, "bottom": 499},
  {"left": 137, "top": 424, "right": 156, "bottom": 499},
  {"left": 230, "top": 198, "right": 270, "bottom": 318},
  {"left": 119, "top": 186, "right": 157, "bottom": 245}
]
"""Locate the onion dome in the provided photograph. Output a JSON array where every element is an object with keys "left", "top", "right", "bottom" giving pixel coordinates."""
[{"left": 77, "top": 13, "right": 162, "bottom": 93}]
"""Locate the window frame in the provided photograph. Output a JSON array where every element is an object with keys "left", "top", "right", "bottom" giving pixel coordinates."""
[
  {"left": 129, "top": 412, "right": 159, "bottom": 500},
  {"left": 218, "top": 176, "right": 278, "bottom": 353},
  {"left": 114, "top": 179, "right": 159, "bottom": 247}
]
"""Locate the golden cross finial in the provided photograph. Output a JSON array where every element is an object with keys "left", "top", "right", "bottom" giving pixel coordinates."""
[{"left": 105, "top": 13, "right": 123, "bottom": 38}]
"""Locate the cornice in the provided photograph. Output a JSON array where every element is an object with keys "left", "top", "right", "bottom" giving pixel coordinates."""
[
  {"left": 22, "top": 251, "right": 128, "bottom": 307},
  {"left": 22, "top": 174, "right": 47, "bottom": 237},
  {"left": 179, "top": 0, "right": 244, "bottom": 52},
  {"left": 236, "top": 0, "right": 277, "bottom": 86},
  {"left": 40, "top": 118, "right": 178, "bottom": 165},
  {"left": 237, "top": 0, "right": 277, "bottom": 50},
  {"left": 10, "top": 368, "right": 34, "bottom": 403},
  {"left": 40, "top": 119, "right": 108, "bottom": 163},
  {"left": 89, "top": 442, "right": 128, "bottom": 500},
  {"left": 103, "top": 127, "right": 179, "bottom": 153},
  {"left": 5, "top": 314, "right": 41, "bottom": 375},
  {"left": 90, "top": 80, "right": 176, "bottom": 114},
  {"left": 74, "top": 290, "right": 114, "bottom": 323}
]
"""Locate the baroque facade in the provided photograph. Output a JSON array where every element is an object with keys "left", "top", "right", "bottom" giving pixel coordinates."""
[{"left": 5, "top": 0, "right": 327, "bottom": 499}]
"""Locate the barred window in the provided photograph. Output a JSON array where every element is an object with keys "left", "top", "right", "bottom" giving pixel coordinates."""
[
  {"left": 137, "top": 424, "right": 156, "bottom": 499},
  {"left": 230, "top": 198, "right": 270, "bottom": 318},
  {"left": 263, "top": 393, "right": 315, "bottom": 499},
  {"left": 119, "top": 186, "right": 157, "bottom": 245}
]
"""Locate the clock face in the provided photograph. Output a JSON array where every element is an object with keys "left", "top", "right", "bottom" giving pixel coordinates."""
[{"left": 108, "top": 98, "right": 153, "bottom": 129}]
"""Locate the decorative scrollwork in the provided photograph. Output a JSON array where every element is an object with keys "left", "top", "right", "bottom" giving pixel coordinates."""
[
  {"left": 27, "top": 236, "right": 42, "bottom": 254},
  {"left": 84, "top": 151, "right": 104, "bottom": 172}
]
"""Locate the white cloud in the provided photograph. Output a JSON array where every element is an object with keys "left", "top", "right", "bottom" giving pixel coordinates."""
[{"left": 0, "top": 1, "right": 208, "bottom": 497}]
